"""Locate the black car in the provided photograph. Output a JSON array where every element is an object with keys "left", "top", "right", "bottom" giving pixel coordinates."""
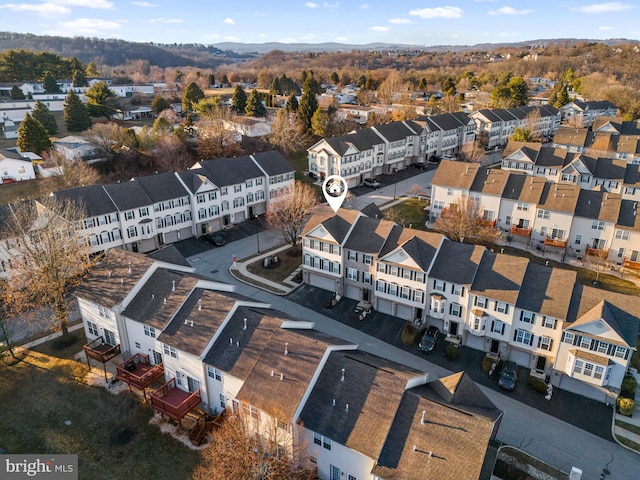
[
  {"left": 419, "top": 326, "right": 440, "bottom": 353},
  {"left": 204, "top": 234, "right": 226, "bottom": 246},
  {"left": 498, "top": 361, "right": 518, "bottom": 391}
]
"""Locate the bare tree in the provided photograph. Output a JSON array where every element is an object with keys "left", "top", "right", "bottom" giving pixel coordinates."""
[
  {"left": 564, "top": 114, "right": 584, "bottom": 128},
  {"left": 377, "top": 70, "right": 405, "bottom": 105},
  {"left": 460, "top": 140, "right": 487, "bottom": 163},
  {"left": 1, "top": 197, "right": 93, "bottom": 341},
  {"left": 266, "top": 181, "right": 319, "bottom": 249},
  {"left": 433, "top": 196, "right": 502, "bottom": 245},
  {"left": 151, "top": 135, "right": 194, "bottom": 172},
  {"left": 381, "top": 207, "right": 406, "bottom": 226},
  {"left": 0, "top": 299, "right": 18, "bottom": 360},
  {"left": 83, "top": 122, "right": 128, "bottom": 161},
  {"left": 269, "top": 109, "right": 313, "bottom": 154},
  {"left": 195, "top": 108, "right": 243, "bottom": 159},
  {"left": 40, "top": 150, "right": 101, "bottom": 192},
  {"left": 406, "top": 183, "right": 427, "bottom": 199},
  {"left": 192, "top": 412, "right": 315, "bottom": 480},
  {"left": 584, "top": 248, "right": 610, "bottom": 285}
]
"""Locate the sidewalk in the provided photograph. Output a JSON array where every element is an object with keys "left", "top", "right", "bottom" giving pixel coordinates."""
[{"left": 230, "top": 244, "right": 300, "bottom": 295}]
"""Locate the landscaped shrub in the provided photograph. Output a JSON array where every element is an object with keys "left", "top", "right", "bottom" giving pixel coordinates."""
[
  {"left": 621, "top": 375, "right": 638, "bottom": 396},
  {"left": 482, "top": 356, "right": 494, "bottom": 373},
  {"left": 401, "top": 323, "right": 419, "bottom": 346},
  {"left": 529, "top": 377, "right": 547, "bottom": 393},
  {"left": 446, "top": 345, "right": 459, "bottom": 360},
  {"left": 617, "top": 397, "right": 637, "bottom": 416}
]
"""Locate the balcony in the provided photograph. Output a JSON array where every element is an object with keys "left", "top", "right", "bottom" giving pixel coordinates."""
[
  {"left": 543, "top": 236, "right": 567, "bottom": 249},
  {"left": 624, "top": 258, "right": 640, "bottom": 271},
  {"left": 585, "top": 246, "right": 609, "bottom": 258},
  {"left": 150, "top": 378, "right": 202, "bottom": 426},
  {"left": 83, "top": 336, "right": 121, "bottom": 381},
  {"left": 116, "top": 354, "right": 165, "bottom": 400},
  {"left": 479, "top": 218, "right": 497, "bottom": 228},
  {"left": 510, "top": 225, "right": 532, "bottom": 237}
]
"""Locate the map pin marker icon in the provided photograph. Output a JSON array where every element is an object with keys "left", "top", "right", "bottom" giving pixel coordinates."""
[{"left": 322, "top": 175, "right": 348, "bottom": 213}]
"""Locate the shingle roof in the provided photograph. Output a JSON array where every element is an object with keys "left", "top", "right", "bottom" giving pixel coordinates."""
[
  {"left": 135, "top": 172, "right": 190, "bottom": 203},
  {"left": 198, "top": 155, "right": 264, "bottom": 187},
  {"left": 103, "top": 180, "right": 153, "bottom": 210},
  {"left": 344, "top": 216, "right": 397, "bottom": 254},
  {"left": 592, "top": 158, "right": 627, "bottom": 181},
  {"left": 176, "top": 168, "right": 212, "bottom": 194},
  {"left": 502, "top": 140, "right": 542, "bottom": 160},
  {"left": 373, "top": 122, "right": 416, "bottom": 142},
  {"left": 616, "top": 199, "right": 640, "bottom": 232},
  {"left": 157, "top": 289, "right": 242, "bottom": 356},
  {"left": 74, "top": 248, "right": 154, "bottom": 309},
  {"left": 53, "top": 184, "right": 117, "bottom": 218},
  {"left": 553, "top": 127, "right": 589, "bottom": 148},
  {"left": 251, "top": 150, "right": 294, "bottom": 176},
  {"left": 236, "top": 328, "right": 349, "bottom": 422},
  {"left": 302, "top": 207, "right": 360, "bottom": 243},
  {"left": 147, "top": 244, "right": 191, "bottom": 267},
  {"left": 299, "top": 350, "right": 422, "bottom": 461},
  {"left": 535, "top": 148, "right": 571, "bottom": 168},
  {"left": 538, "top": 183, "right": 581, "bottom": 213},
  {"left": 574, "top": 190, "right": 621, "bottom": 222},
  {"left": 122, "top": 268, "right": 198, "bottom": 330},
  {"left": 470, "top": 167, "right": 509, "bottom": 195},
  {"left": 471, "top": 251, "right": 528, "bottom": 304},
  {"left": 501, "top": 173, "right": 546, "bottom": 203},
  {"left": 429, "top": 240, "right": 485, "bottom": 285},
  {"left": 516, "top": 263, "right": 576, "bottom": 319},
  {"left": 395, "top": 231, "right": 443, "bottom": 271},
  {"left": 431, "top": 160, "right": 480, "bottom": 190}
]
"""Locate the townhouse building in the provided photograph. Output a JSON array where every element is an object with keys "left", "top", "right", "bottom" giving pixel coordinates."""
[
  {"left": 560, "top": 100, "right": 618, "bottom": 127},
  {"left": 300, "top": 204, "right": 640, "bottom": 402},
  {"left": 28, "top": 152, "right": 293, "bottom": 255},
  {"left": 76, "top": 248, "right": 501, "bottom": 479}
]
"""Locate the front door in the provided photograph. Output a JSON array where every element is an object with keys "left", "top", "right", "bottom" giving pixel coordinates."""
[
  {"left": 536, "top": 356, "right": 546, "bottom": 371},
  {"left": 152, "top": 351, "right": 162, "bottom": 365},
  {"left": 223, "top": 214, "right": 230, "bottom": 226},
  {"left": 201, "top": 223, "right": 207, "bottom": 235},
  {"left": 363, "top": 289, "right": 370, "bottom": 301},
  {"left": 449, "top": 321, "right": 459, "bottom": 336},
  {"left": 248, "top": 206, "right": 254, "bottom": 218},
  {"left": 132, "top": 242, "right": 138, "bottom": 253},
  {"left": 490, "top": 339, "right": 500, "bottom": 354}
]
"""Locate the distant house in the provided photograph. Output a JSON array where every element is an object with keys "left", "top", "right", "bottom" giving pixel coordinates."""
[
  {"left": 561, "top": 101, "right": 618, "bottom": 127},
  {"left": 53, "top": 136, "right": 100, "bottom": 161},
  {"left": 223, "top": 116, "right": 271, "bottom": 137},
  {"left": 1, "top": 119, "right": 18, "bottom": 139},
  {"left": 0, "top": 149, "right": 36, "bottom": 183}
]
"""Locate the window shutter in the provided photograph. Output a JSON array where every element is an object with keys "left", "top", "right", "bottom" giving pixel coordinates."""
[
  {"left": 501, "top": 323, "right": 505, "bottom": 335},
  {"left": 449, "top": 304, "right": 453, "bottom": 315},
  {"left": 451, "top": 284, "right": 455, "bottom": 294},
  {"left": 513, "top": 329, "right": 518, "bottom": 341},
  {"left": 532, "top": 314, "right": 536, "bottom": 324},
  {"left": 494, "top": 301, "right": 498, "bottom": 312},
  {"left": 553, "top": 319, "right": 558, "bottom": 329},
  {"left": 491, "top": 320, "right": 495, "bottom": 331},
  {"left": 529, "top": 334, "right": 534, "bottom": 346},
  {"left": 607, "top": 344, "right": 614, "bottom": 355},
  {"left": 519, "top": 311, "right": 524, "bottom": 321},
  {"left": 549, "top": 339, "right": 553, "bottom": 351},
  {"left": 461, "top": 287, "right": 465, "bottom": 297},
  {"left": 474, "top": 296, "right": 478, "bottom": 306},
  {"left": 561, "top": 332, "right": 565, "bottom": 343},
  {"left": 505, "top": 304, "right": 509, "bottom": 314},
  {"left": 537, "top": 337, "right": 542, "bottom": 348},
  {"left": 433, "top": 279, "right": 436, "bottom": 289}
]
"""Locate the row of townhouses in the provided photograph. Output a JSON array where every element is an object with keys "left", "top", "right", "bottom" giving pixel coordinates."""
[
  {"left": 431, "top": 160, "right": 640, "bottom": 267},
  {"left": 560, "top": 100, "right": 619, "bottom": 127},
  {"left": 551, "top": 116, "right": 640, "bottom": 164},
  {"left": 301, "top": 206, "right": 640, "bottom": 403},
  {"left": 307, "top": 107, "right": 562, "bottom": 188},
  {"left": 0, "top": 151, "right": 294, "bottom": 275},
  {"left": 76, "top": 248, "right": 502, "bottom": 480}
]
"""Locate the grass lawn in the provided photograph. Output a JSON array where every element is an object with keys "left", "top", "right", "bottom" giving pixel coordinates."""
[
  {"left": 385, "top": 198, "right": 429, "bottom": 230},
  {"left": 246, "top": 247, "right": 302, "bottom": 286},
  {"left": 616, "top": 419, "right": 640, "bottom": 436},
  {"left": 0, "top": 333, "right": 202, "bottom": 480}
]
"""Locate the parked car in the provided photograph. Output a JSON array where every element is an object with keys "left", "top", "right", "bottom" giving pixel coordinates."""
[
  {"left": 363, "top": 178, "right": 380, "bottom": 188},
  {"left": 411, "top": 162, "right": 427, "bottom": 169},
  {"left": 204, "top": 233, "right": 226, "bottom": 246},
  {"left": 498, "top": 361, "right": 518, "bottom": 391},
  {"left": 419, "top": 326, "right": 440, "bottom": 353}
]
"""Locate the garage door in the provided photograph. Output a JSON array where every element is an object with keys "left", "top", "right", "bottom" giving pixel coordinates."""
[
  {"left": 465, "top": 333, "right": 486, "bottom": 352},
  {"left": 508, "top": 348, "right": 532, "bottom": 368},
  {"left": 345, "top": 285, "right": 360, "bottom": 301},
  {"left": 377, "top": 298, "right": 393, "bottom": 315},
  {"left": 396, "top": 304, "right": 413, "bottom": 320},
  {"left": 164, "top": 231, "right": 179, "bottom": 243},
  {"left": 178, "top": 226, "right": 193, "bottom": 240},
  {"left": 308, "top": 273, "right": 336, "bottom": 292},
  {"left": 235, "top": 211, "right": 245, "bottom": 223}
]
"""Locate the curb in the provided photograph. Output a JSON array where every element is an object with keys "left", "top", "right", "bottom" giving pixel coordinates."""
[{"left": 611, "top": 405, "right": 640, "bottom": 455}]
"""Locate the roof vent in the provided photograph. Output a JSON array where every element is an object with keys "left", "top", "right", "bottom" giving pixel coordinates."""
[
  {"left": 345, "top": 403, "right": 349, "bottom": 412},
  {"left": 163, "top": 297, "right": 166, "bottom": 305},
  {"left": 284, "top": 342, "right": 289, "bottom": 356},
  {"left": 271, "top": 369, "right": 274, "bottom": 377},
  {"left": 108, "top": 270, "right": 112, "bottom": 278},
  {"left": 229, "top": 337, "right": 233, "bottom": 344},
  {"left": 184, "top": 318, "right": 188, "bottom": 324},
  {"left": 120, "top": 278, "right": 124, "bottom": 285},
  {"left": 332, "top": 398, "right": 336, "bottom": 407},
  {"left": 151, "top": 294, "right": 154, "bottom": 300},
  {"left": 421, "top": 410, "right": 426, "bottom": 424},
  {"left": 280, "top": 372, "right": 284, "bottom": 381},
  {"left": 198, "top": 299, "right": 202, "bottom": 311},
  {"left": 243, "top": 318, "right": 247, "bottom": 330},
  {"left": 128, "top": 262, "right": 132, "bottom": 274},
  {"left": 413, "top": 445, "right": 417, "bottom": 452},
  {"left": 171, "top": 280, "right": 175, "bottom": 292},
  {"left": 341, "top": 368, "right": 345, "bottom": 382}
]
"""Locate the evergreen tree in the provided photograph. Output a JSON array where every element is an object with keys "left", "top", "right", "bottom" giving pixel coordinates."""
[
  {"left": 32, "top": 100, "right": 58, "bottom": 134},
  {"left": 418, "top": 78, "right": 427, "bottom": 91},
  {"left": 297, "top": 87, "right": 318, "bottom": 132},
  {"left": 311, "top": 108, "right": 330, "bottom": 137},
  {"left": 72, "top": 69, "right": 88, "bottom": 87},
  {"left": 330, "top": 72, "right": 339, "bottom": 84},
  {"left": 43, "top": 72, "right": 60, "bottom": 93},
  {"left": 17, "top": 113, "right": 51, "bottom": 154},
  {"left": 231, "top": 85, "right": 247, "bottom": 114},
  {"left": 442, "top": 77, "right": 457, "bottom": 96},
  {"left": 10, "top": 85, "right": 24, "bottom": 100},
  {"left": 86, "top": 62, "right": 100, "bottom": 78},
  {"left": 63, "top": 90, "right": 91, "bottom": 131},
  {"left": 285, "top": 93, "right": 298, "bottom": 112},
  {"left": 245, "top": 89, "right": 267, "bottom": 117},
  {"left": 151, "top": 94, "right": 172, "bottom": 114},
  {"left": 208, "top": 73, "right": 215, "bottom": 87},
  {"left": 221, "top": 74, "right": 229, "bottom": 87},
  {"left": 85, "top": 81, "right": 117, "bottom": 119},
  {"left": 182, "top": 82, "right": 205, "bottom": 112}
]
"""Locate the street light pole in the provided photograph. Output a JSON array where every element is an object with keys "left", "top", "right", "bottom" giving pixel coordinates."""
[
  {"left": 393, "top": 167, "right": 397, "bottom": 200},
  {"left": 255, "top": 215, "right": 260, "bottom": 254}
]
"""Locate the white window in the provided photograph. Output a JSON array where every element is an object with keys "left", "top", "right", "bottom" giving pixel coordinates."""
[
  {"left": 537, "top": 209, "right": 550, "bottom": 219},
  {"left": 127, "top": 226, "right": 137, "bottom": 238},
  {"left": 433, "top": 279, "right": 445, "bottom": 292},
  {"left": 125, "top": 210, "right": 134, "bottom": 221},
  {"left": 475, "top": 296, "right": 487, "bottom": 308},
  {"left": 221, "top": 187, "right": 228, "bottom": 195},
  {"left": 163, "top": 344, "right": 178, "bottom": 359},
  {"left": 414, "top": 291, "right": 424, "bottom": 303},
  {"left": 615, "top": 229, "right": 630, "bottom": 240},
  {"left": 207, "top": 366, "right": 222, "bottom": 381},
  {"left": 538, "top": 336, "right": 552, "bottom": 351},
  {"left": 516, "top": 202, "right": 528, "bottom": 211},
  {"left": 346, "top": 268, "right": 358, "bottom": 281},
  {"left": 573, "top": 359, "right": 584, "bottom": 374},
  {"left": 363, "top": 272, "right": 372, "bottom": 285},
  {"left": 176, "top": 371, "right": 183, "bottom": 386},
  {"left": 514, "top": 329, "right": 533, "bottom": 346},
  {"left": 363, "top": 254, "right": 372, "bottom": 265},
  {"left": 452, "top": 284, "right": 463, "bottom": 296},
  {"left": 615, "top": 346, "right": 627, "bottom": 359},
  {"left": 234, "top": 184, "right": 242, "bottom": 193},
  {"left": 447, "top": 188, "right": 453, "bottom": 196},
  {"left": 388, "top": 284, "right": 398, "bottom": 296},
  {"left": 450, "top": 303, "right": 462, "bottom": 317},
  {"left": 594, "top": 366, "right": 605, "bottom": 380},
  {"left": 580, "top": 336, "right": 591, "bottom": 349},
  {"left": 139, "top": 207, "right": 149, "bottom": 217},
  {"left": 563, "top": 332, "right": 575, "bottom": 344},
  {"left": 520, "top": 311, "right": 535, "bottom": 324},
  {"left": 196, "top": 193, "right": 206, "bottom": 204},
  {"left": 584, "top": 363, "right": 594, "bottom": 377},
  {"left": 144, "top": 325, "right": 156, "bottom": 338},
  {"left": 415, "top": 272, "right": 425, "bottom": 283},
  {"left": 592, "top": 220, "right": 605, "bottom": 231},
  {"left": 348, "top": 251, "right": 357, "bottom": 261},
  {"left": 219, "top": 393, "right": 226, "bottom": 409},
  {"left": 575, "top": 234, "right": 582, "bottom": 245},
  {"left": 495, "top": 301, "right": 508, "bottom": 314},
  {"left": 87, "top": 321, "right": 99, "bottom": 337},
  {"left": 542, "top": 316, "right": 557, "bottom": 329},
  {"left": 491, "top": 320, "right": 505, "bottom": 335},
  {"left": 597, "top": 341, "right": 608, "bottom": 354},
  {"left": 376, "top": 280, "right": 386, "bottom": 293}
]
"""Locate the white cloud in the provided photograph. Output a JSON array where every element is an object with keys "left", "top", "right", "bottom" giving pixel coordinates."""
[
  {"left": 410, "top": 6, "right": 463, "bottom": 19},
  {"left": 336, "top": 35, "right": 348, "bottom": 41},
  {"left": 372, "top": 26, "right": 389, "bottom": 32},
  {"left": 300, "top": 33, "right": 317, "bottom": 40},
  {"left": 389, "top": 18, "right": 412, "bottom": 24},
  {"left": 223, "top": 17, "right": 235, "bottom": 25},
  {"left": 202, "top": 33, "right": 221, "bottom": 39},
  {"left": 279, "top": 37, "right": 297, "bottom": 43},
  {"left": 149, "top": 17, "right": 182, "bottom": 24},
  {"left": 360, "top": 3, "right": 369, "bottom": 8},
  {"left": 224, "top": 36, "right": 239, "bottom": 41},
  {"left": 450, "top": 33, "right": 459, "bottom": 38},
  {"left": 488, "top": 6, "right": 533, "bottom": 15},
  {"left": 305, "top": 2, "right": 318, "bottom": 7},
  {"left": 598, "top": 25, "right": 614, "bottom": 30},
  {"left": 323, "top": 1, "right": 339, "bottom": 7},
  {"left": 571, "top": 2, "right": 634, "bottom": 13},
  {"left": 132, "top": 1, "right": 157, "bottom": 6},
  {"left": 498, "top": 32, "right": 517, "bottom": 37},
  {"left": 0, "top": 2, "right": 70, "bottom": 16},
  {"left": 57, "top": 0, "right": 114, "bottom": 8},
  {"left": 57, "top": 17, "right": 121, "bottom": 34}
]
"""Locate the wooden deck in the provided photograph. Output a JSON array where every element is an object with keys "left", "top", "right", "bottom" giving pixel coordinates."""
[
  {"left": 83, "top": 337, "right": 121, "bottom": 380},
  {"left": 543, "top": 237, "right": 567, "bottom": 249},
  {"left": 116, "top": 354, "right": 164, "bottom": 398},
  {"left": 624, "top": 258, "right": 640, "bottom": 271},
  {"left": 510, "top": 225, "right": 532, "bottom": 237},
  {"left": 585, "top": 246, "right": 609, "bottom": 258},
  {"left": 150, "top": 378, "right": 202, "bottom": 426}
]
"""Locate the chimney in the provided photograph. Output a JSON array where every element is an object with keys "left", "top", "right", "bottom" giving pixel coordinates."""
[
  {"left": 243, "top": 318, "right": 247, "bottom": 330},
  {"left": 284, "top": 342, "right": 289, "bottom": 355},
  {"left": 413, "top": 445, "right": 417, "bottom": 452},
  {"left": 421, "top": 410, "right": 426, "bottom": 424},
  {"left": 341, "top": 368, "right": 345, "bottom": 382}
]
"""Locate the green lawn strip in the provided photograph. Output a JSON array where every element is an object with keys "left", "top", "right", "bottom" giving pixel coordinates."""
[
  {"left": 0, "top": 342, "right": 201, "bottom": 480},
  {"left": 615, "top": 435, "right": 640, "bottom": 452},
  {"left": 615, "top": 419, "right": 640, "bottom": 436},
  {"left": 245, "top": 249, "right": 301, "bottom": 285},
  {"left": 230, "top": 269, "right": 288, "bottom": 294},
  {"left": 385, "top": 199, "right": 429, "bottom": 230}
]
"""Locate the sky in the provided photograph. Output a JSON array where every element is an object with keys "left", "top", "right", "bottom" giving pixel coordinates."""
[{"left": 0, "top": 1, "right": 639, "bottom": 46}]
